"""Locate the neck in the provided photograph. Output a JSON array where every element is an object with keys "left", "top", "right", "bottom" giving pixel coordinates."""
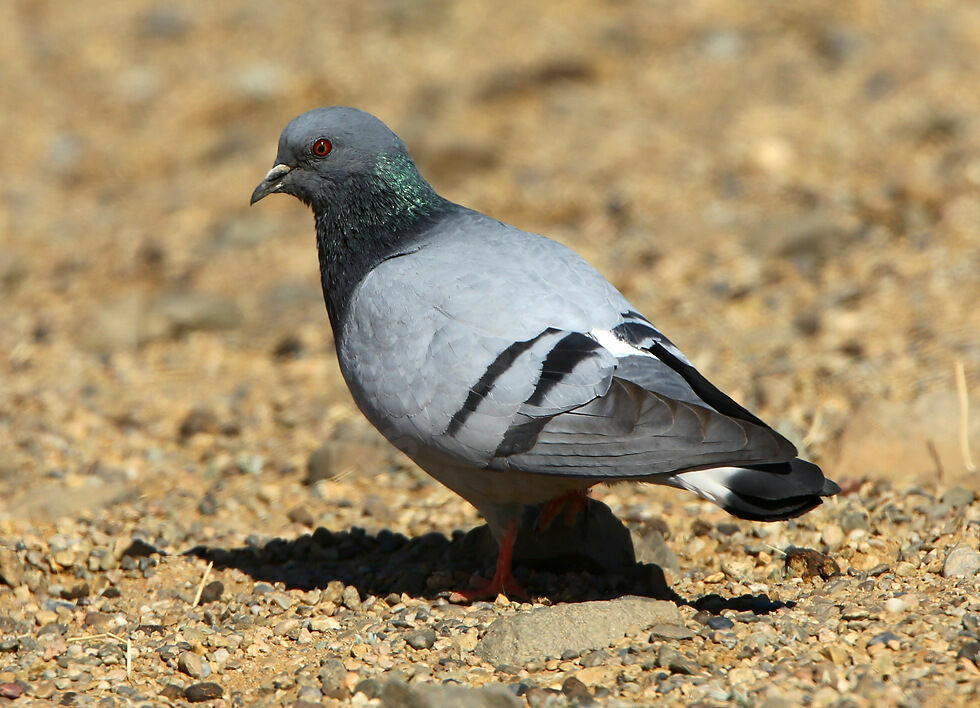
[{"left": 312, "top": 154, "right": 454, "bottom": 331}]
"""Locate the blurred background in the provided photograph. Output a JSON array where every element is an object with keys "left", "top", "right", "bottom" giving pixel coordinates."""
[{"left": 1, "top": 0, "right": 978, "bottom": 528}]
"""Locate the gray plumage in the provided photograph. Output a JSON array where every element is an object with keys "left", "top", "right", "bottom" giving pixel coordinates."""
[{"left": 252, "top": 107, "right": 838, "bottom": 559}]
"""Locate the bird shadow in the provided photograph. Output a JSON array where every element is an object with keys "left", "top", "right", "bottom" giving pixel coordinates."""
[{"left": 184, "top": 523, "right": 791, "bottom": 615}]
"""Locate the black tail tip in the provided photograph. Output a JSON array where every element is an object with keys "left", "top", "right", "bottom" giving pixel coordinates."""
[{"left": 821, "top": 478, "right": 841, "bottom": 497}]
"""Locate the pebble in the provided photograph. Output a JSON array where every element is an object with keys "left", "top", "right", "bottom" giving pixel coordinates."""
[
  {"left": 341, "top": 585, "right": 362, "bottom": 610},
  {"left": 184, "top": 682, "right": 223, "bottom": 702},
  {"left": 785, "top": 547, "right": 840, "bottom": 580},
  {"left": 705, "top": 616, "right": 735, "bottom": 630},
  {"left": 957, "top": 642, "right": 980, "bottom": 667},
  {"left": 657, "top": 645, "right": 698, "bottom": 675},
  {"left": 941, "top": 487, "right": 975, "bottom": 509},
  {"left": 318, "top": 659, "right": 348, "bottom": 697},
  {"left": 178, "top": 651, "right": 210, "bottom": 679},
  {"left": 306, "top": 444, "right": 336, "bottom": 485},
  {"left": 840, "top": 510, "right": 870, "bottom": 533},
  {"left": 199, "top": 580, "right": 224, "bottom": 603},
  {"left": 561, "top": 676, "right": 595, "bottom": 705},
  {"left": 179, "top": 408, "right": 219, "bottom": 439},
  {"left": 942, "top": 546, "right": 980, "bottom": 578},
  {"left": 821, "top": 524, "right": 845, "bottom": 548},
  {"left": 405, "top": 628, "right": 437, "bottom": 650}
]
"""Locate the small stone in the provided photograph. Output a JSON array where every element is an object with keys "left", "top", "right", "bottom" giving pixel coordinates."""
[
  {"left": 894, "top": 561, "right": 916, "bottom": 577},
  {"left": 318, "top": 659, "right": 348, "bottom": 697},
  {"left": 354, "top": 678, "right": 382, "bottom": 699},
  {"left": 179, "top": 408, "right": 219, "bottom": 439},
  {"left": 561, "top": 676, "right": 595, "bottom": 705},
  {"left": 38, "top": 622, "right": 66, "bottom": 636},
  {"left": 273, "top": 334, "right": 304, "bottom": 359},
  {"left": 706, "top": 616, "right": 734, "bottom": 630},
  {"left": 884, "top": 597, "right": 907, "bottom": 614},
  {"left": 785, "top": 547, "right": 840, "bottom": 580},
  {"left": 657, "top": 645, "right": 698, "bottom": 675},
  {"left": 178, "top": 651, "right": 210, "bottom": 679},
  {"left": 943, "top": 546, "right": 980, "bottom": 578},
  {"left": 580, "top": 650, "right": 609, "bottom": 668},
  {"left": 84, "top": 612, "right": 111, "bottom": 630},
  {"left": 405, "top": 628, "right": 436, "bottom": 650},
  {"left": 941, "top": 487, "right": 975, "bottom": 509},
  {"left": 824, "top": 645, "right": 850, "bottom": 665},
  {"left": 963, "top": 614, "right": 980, "bottom": 638},
  {"left": 60, "top": 583, "right": 90, "bottom": 600},
  {"left": 841, "top": 607, "right": 870, "bottom": 621},
  {"left": 29, "top": 680, "right": 56, "bottom": 699},
  {"left": 840, "top": 510, "right": 869, "bottom": 533},
  {"left": 306, "top": 444, "right": 335, "bottom": 485},
  {"left": 199, "top": 580, "right": 224, "bottom": 604},
  {"left": 274, "top": 618, "right": 300, "bottom": 635},
  {"left": 287, "top": 506, "right": 315, "bottom": 527},
  {"left": 341, "top": 585, "right": 361, "bottom": 610},
  {"left": 121, "top": 539, "right": 157, "bottom": 558},
  {"left": 867, "top": 631, "right": 901, "bottom": 648},
  {"left": 649, "top": 624, "right": 694, "bottom": 640},
  {"left": 0, "top": 683, "right": 24, "bottom": 699},
  {"left": 297, "top": 685, "right": 322, "bottom": 702},
  {"left": 957, "top": 642, "right": 980, "bottom": 667},
  {"left": 159, "top": 685, "right": 184, "bottom": 700},
  {"left": 0, "top": 548, "right": 25, "bottom": 588},
  {"left": 322, "top": 580, "right": 344, "bottom": 603},
  {"left": 197, "top": 493, "right": 218, "bottom": 516},
  {"left": 821, "top": 524, "right": 845, "bottom": 548},
  {"left": 35, "top": 609, "right": 59, "bottom": 626},
  {"left": 150, "top": 292, "right": 241, "bottom": 337},
  {"left": 184, "top": 682, "right": 223, "bottom": 702}
]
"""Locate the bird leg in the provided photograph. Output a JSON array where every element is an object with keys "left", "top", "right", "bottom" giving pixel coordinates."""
[
  {"left": 449, "top": 520, "right": 526, "bottom": 602},
  {"left": 535, "top": 487, "right": 593, "bottom": 531}
]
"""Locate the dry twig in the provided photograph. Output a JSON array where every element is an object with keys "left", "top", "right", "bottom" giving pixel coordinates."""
[
  {"left": 955, "top": 360, "right": 976, "bottom": 473},
  {"left": 192, "top": 560, "right": 214, "bottom": 607}
]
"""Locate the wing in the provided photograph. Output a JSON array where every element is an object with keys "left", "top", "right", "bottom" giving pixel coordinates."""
[
  {"left": 339, "top": 211, "right": 797, "bottom": 479},
  {"left": 485, "top": 311, "right": 798, "bottom": 478}
]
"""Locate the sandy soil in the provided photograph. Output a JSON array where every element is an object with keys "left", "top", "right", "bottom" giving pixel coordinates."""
[{"left": 1, "top": 1, "right": 979, "bottom": 706}]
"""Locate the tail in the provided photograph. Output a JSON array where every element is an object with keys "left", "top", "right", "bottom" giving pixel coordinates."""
[{"left": 667, "top": 459, "right": 839, "bottom": 522}]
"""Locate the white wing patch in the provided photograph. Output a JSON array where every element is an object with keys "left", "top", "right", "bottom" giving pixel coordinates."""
[
  {"left": 589, "top": 328, "right": 654, "bottom": 358},
  {"left": 589, "top": 327, "right": 693, "bottom": 365}
]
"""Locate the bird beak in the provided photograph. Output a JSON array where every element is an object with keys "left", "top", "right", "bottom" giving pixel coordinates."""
[{"left": 250, "top": 164, "right": 293, "bottom": 205}]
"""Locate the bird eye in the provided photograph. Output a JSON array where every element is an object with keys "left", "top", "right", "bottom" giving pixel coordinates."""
[{"left": 311, "top": 138, "right": 332, "bottom": 157}]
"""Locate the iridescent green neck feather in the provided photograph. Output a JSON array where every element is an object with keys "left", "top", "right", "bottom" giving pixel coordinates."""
[{"left": 312, "top": 151, "right": 456, "bottom": 331}]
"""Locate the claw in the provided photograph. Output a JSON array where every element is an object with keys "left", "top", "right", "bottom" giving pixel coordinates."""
[{"left": 449, "top": 521, "right": 526, "bottom": 602}]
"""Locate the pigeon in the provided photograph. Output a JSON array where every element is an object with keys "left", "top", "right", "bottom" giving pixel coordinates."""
[{"left": 251, "top": 107, "right": 839, "bottom": 599}]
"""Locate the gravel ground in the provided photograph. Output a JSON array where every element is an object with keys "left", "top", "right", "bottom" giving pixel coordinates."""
[{"left": 2, "top": 1, "right": 979, "bottom": 706}]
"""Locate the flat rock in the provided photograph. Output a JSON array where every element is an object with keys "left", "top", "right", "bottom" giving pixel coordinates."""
[
  {"left": 475, "top": 595, "right": 683, "bottom": 665},
  {"left": 381, "top": 679, "right": 520, "bottom": 708}
]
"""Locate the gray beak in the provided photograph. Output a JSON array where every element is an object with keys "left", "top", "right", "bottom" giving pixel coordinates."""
[{"left": 250, "top": 164, "right": 293, "bottom": 205}]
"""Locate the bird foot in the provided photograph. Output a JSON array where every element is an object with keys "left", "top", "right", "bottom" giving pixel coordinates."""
[
  {"left": 448, "top": 569, "right": 527, "bottom": 603},
  {"left": 448, "top": 520, "right": 526, "bottom": 603},
  {"left": 535, "top": 487, "right": 593, "bottom": 531}
]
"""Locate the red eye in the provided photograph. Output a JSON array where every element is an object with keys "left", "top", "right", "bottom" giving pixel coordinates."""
[{"left": 312, "top": 138, "right": 332, "bottom": 157}]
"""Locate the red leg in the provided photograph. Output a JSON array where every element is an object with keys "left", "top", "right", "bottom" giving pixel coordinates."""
[
  {"left": 449, "top": 521, "right": 526, "bottom": 602},
  {"left": 535, "top": 487, "right": 593, "bottom": 531}
]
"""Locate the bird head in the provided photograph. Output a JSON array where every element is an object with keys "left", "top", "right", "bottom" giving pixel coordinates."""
[{"left": 249, "top": 106, "right": 413, "bottom": 210}]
